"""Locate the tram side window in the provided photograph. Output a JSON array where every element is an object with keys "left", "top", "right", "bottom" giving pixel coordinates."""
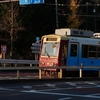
[
  {"left": 82, "top": 45, "right": 100, "bottom": 58},
  {"left": 97, "top": 46, "right": 100, "bottom": 58},
  {"left": 70, "top": 44, "right": 77, "bottom": 57},
  {"left": 82, "top": 45, "right": 88, "bottom": 58},
  {"left": 89, "top": 46, "right": 96, "bottom": 58},
  {"left": 82, "top": 45, "right": 96, "bottom": 58}
]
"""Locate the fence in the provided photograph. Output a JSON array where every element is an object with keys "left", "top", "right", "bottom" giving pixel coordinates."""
[
  {"left": 0, "top": 59, "right": 39, "bottom": 67},
  {"left": 0, "top": 66, "right": 100, "bottom": 79}
]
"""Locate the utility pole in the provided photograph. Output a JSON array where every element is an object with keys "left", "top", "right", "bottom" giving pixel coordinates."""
[
  {"left": 10, "top": 0, "right": 14, "bottom": 59},
  {"left": 55, "top": 0, "right": 59, "bottom": 29},
  {"left": 85, "top": 2, "right": 91, "bottom": 30},
  {"left": 86, "top": 2, "right": 88, "bottom": 30},
  {"left": 93, "top": 0, "right": 96, "bottom": 32}
]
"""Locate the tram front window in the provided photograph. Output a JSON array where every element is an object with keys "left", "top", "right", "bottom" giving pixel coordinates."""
[{"left": 41, "top": 42, "right": 59, "bottom": 57}]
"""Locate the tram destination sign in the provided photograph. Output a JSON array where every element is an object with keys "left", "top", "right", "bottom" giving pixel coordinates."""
[{"left": 20, "top": 0, "right": 44, "bottom": 5}]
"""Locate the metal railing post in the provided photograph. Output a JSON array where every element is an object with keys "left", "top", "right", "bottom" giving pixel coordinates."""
[
  {"left": 60, "top": 69, "right": 62, "bottom": 78},
  {"left": 30, "top": 63, "right": 32, "bottom": 67},
  {"left": 39, "top": 69, "right": 42, "bottom": 79},
  {"left": 99, "top": 69, "right": 100, "bottom": 77},
  {"left": 17, "top": 70, "right": 20, "bottom": 79},
  {"left": 79, "top": 68, "right": 82, "bottom": 78},
  {"left": 55, "top": 0, "right": 59, "bottom": 28},
  {"left": 15, "top": 64, "right": 17, "bottom": 67}
]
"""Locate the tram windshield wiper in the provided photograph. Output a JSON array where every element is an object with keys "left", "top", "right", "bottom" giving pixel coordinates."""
[{"left": 45, "top": 49, "right": 50, "bottom": 58}]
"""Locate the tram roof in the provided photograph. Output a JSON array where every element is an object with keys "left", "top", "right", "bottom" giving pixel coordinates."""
[
  {"left": 42, "top": 34, "right": 68, "bottom": 40},
  {"left": 42, "top": 33, "right": 100, "bottom": 41}
]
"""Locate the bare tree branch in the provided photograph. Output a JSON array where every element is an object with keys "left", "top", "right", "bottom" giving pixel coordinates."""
[{"left": 0, "top": 2, "right": 24, "bottom": 39}]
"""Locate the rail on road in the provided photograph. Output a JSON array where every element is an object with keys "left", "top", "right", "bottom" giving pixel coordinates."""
[
  {"left": 0, "top": 59, "right": 39, "bottom": 67},
  {"left": 0, "top": 66, "right": 100, "bottom": 79}
]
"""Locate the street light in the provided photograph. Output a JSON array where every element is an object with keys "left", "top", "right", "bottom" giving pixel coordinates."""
[
  {"left": 86, "top": 2, "right": 88, "bottom": 30},
  {"left": 85, "top": 2, "right": 91, "bottom": 30},
  {"left": 93, "top": 2, "right": 96, "bottom": 32},
  {"left": 55, "top": 0, "right": 59, "bottom": 29}
]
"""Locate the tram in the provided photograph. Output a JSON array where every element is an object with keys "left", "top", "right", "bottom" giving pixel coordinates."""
[{"left": 39, "top": 28, "right": 100, "bottom": 77}]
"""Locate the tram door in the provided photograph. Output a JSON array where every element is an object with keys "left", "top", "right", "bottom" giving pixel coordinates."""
[
  {"left": 68, "top": 43, "right": 79, "bottom": 66},
  {"left": 60, "top": 43, "right": 68, "bottom": 66}
]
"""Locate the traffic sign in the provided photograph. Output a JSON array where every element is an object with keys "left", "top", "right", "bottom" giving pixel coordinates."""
[
  {"left": 31, "top": 46, "right": 40, "bottom": 50},
  {"left": 20, "top": 0, "right": 44, "bottom": 5},
  {"left": 32, "top": 51, "right": 40, "bottom": 53},
  {"left": 32, "top": 43, "right": 41, "bottom": 47},
  {"left": 31, "top": 43, "right": 40, "bottom": 54},
  {"left": 1, "top": 45, "right": 7, "bottom": 53}
]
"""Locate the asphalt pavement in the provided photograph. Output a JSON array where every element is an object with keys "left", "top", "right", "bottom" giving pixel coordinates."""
[{"left": 0, "top": 79, "right": 100, "bottom": 100}]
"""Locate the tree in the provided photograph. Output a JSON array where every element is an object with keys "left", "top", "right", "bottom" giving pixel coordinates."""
[
  {"left": 0, "top": 2, "right": 23, "bottom": 34},
  {"left": 0, "top": 2, "right": 24, "bottom": 59},
  {"left": 66, "top": 0, "right": 83, "bottom": 29}
]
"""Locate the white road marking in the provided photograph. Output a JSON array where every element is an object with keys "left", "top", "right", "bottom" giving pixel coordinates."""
[
  {"left": 38, "top": 88, "right": 73, "bottom": 92},
  {"left": 96, "top": 85, "right": 100, "bottom": 87},
  {"left": 0, "top": 87, "right": 14, "bottom": 91},
  {"left": 76, "top": 86, "right": 83, "bottom": 88},
  {"left": 85, "top": 82, "right": 97, "bottom": 85},
  {"left": 34, "top": 84, "right": 46, "bottom": 87},
  {"left": 23, "top": 86, "right": 32, "bottom": 89},
  {"left": 58, "top": 97, "right": 71, "bottom": 100},
  {"left": 21, "top": 90, "right": 100, "bottom": 99},
  {"left": 76, "top": 86, "right": 95, "bottom": 89},
  {"left": 65, "top": 82, "right": 77, "bottom": 86},
  {"left": 90, "top": 93, "right": 100, "bottom": 96},
  {"left": 22, "top": 90, "right": 36, "bottom": 92},
  {"left": 45, "top": 84, "right": 56, "bottom": 87}
]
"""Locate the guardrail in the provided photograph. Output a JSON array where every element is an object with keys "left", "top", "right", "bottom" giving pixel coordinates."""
[
  {"left": 0, "top": 59, "right": 39, "bottom": 67},
  {"left": 0, "top": 66, "right": 100, "bottom": 79},
  {"left": 0, "top": 0, "right": 19, "bottom": 3}
]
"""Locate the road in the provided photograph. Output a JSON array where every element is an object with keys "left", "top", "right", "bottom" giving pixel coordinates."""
[{"left": 0, "top": 80, "right": 100, "bottom": 100}]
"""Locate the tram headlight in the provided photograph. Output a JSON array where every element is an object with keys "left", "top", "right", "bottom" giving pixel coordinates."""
[
  {"left": 54, "top": 63, "right": 58, "bottom": 66},
  {"left": 51, "top": 63, "right": 57, "bottom": 66},
  {"left": 42, "top": 62, "right": 45, "bottom": 65},
  {"left": 51, "top": 63, "right": 54, "bottom": 66},
  {"left": 39, "top": 62, "right": 45, "bottom": 66}
]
